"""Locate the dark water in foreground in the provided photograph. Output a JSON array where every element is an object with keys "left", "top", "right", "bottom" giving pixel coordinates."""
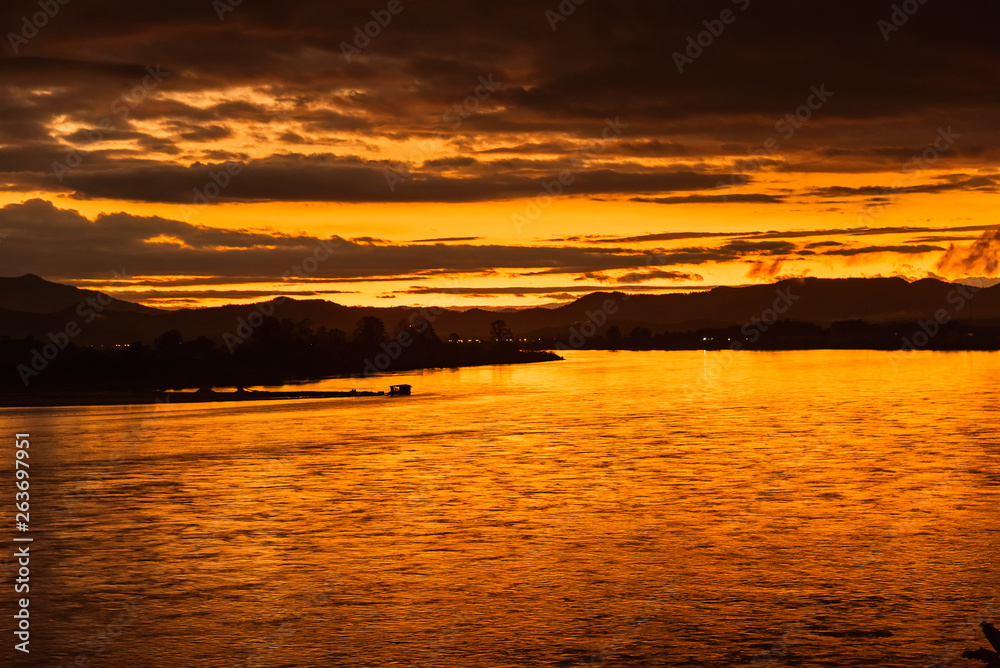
[{"left": 1, "top": 350, "right": 998, "bottom": 667}]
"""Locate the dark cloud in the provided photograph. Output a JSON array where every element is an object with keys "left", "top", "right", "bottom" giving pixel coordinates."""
[
  {"left": 559, "top": 231, "right": 737, "bottom": 244},
  {"left": 0, "top": 0, "right": 996, "bottom": 205},
  {"left": 401, "top": 286, "right": 615, "bottom": 295},
  {"left": 585, "top": 269, "right": 704, "bottom": 284},
  {"left": 50, "top": 154, "right": 734, "bottom": 203},
  {"left": 937, "top": 226, "right": 1000, "bottom": 275},
  {"left": 399, "top": 284, "right": 711, "bottom": 296},
  {"left": 906, "top": 235, "right": 985, "bottom": 244},
  {"left": 178, "top": 124, "right": 233, "bottom": 142},
  {"left": 808, "top": 175, "right": 1000, "bottom": 200},
  {"left": 6, "top": 200, "right": 954, "bottom": 289},
  {"left": 631, "top": 194, "right": 784, "bottom": 205},
  {"left": 615, "top": 140, "right": 696, "bottom": 157},
  {"left": 114, "top": 289, "right": 357, "bottom": 301},
  {"left": 423, "top": 157, "right": 478, "bottom": 168},
  {"left": 66, "top": 275, "right": 430, "bottom": 288},
  {"left": 477, "top": 142, "right": 580, "bottom": 155},
  {"left": 721, "top": 240, "right": 797, "bottom": 256},
  {"left": 576, "top": 224, "right": 998, "bottom": 245},
  {"left": 0, "top": 199, "right": 742, "bottom": 281},
  {"left": 1, "top": 0, "right": 999, "bottom": 301},
  {"left": 411, "top": 237, "right": 482, "bottom": 243},
  {"left": 747, "top": 259, "right": 785, "bottom": 279},
  {"left": 821, "top": 245, "right": 946, "bottom": 257}
]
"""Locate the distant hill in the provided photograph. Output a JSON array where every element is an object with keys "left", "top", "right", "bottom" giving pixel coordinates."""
[
  {"left": 0, "top": 274, "right": 160, "bottom": 315},
  {"left": 522, "top": 277, "right": 1000, "bottom": 334},
  {"left": 434, "top": 277, "right": 1000, "bottom": 338},
  {"left": 1, "top": 274, "right": 998, "bottom": 345}
]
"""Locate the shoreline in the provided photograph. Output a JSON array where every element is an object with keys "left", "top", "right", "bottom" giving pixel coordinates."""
[
  {"left": 1, "top": 354, "right": 564, "bottom": 408},
  {"left": 0, "top": 388, "right": 396, "bottom": 408},
  {"left": 8, "top": 346, "right": 997, "bottom": 407}
]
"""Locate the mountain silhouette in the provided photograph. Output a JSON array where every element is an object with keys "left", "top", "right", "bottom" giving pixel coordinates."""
[
  {"left": 0, "top": 274, "right": 158, "bottom": 315},
  {"left": 1, "top": 274, "right": 998, "bottom": 346}
]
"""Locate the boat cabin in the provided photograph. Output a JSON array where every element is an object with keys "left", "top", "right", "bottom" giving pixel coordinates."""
[{"left": 389, "top": 384, "right": 412, "bottom": 396}]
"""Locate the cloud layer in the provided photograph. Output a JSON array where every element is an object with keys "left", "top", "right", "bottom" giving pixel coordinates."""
[{"left": 1, "top": 0, "right": 998, "bottom": 303}]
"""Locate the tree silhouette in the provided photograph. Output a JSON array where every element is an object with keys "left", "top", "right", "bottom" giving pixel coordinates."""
[
  {"left": 153, "top": 329, "right": 183, "bottom": 352},
  {"left": 606, "top": 325, "right": 622, "bottom": 348},
  {"left": 628, "top": 326, "right": 652, "bottom": 342},
  {"left": 353, "top": 316, "right": 386, "bottom": 344},
  {"left": 490, "top": 319, "right": 512, "bottom": 342},
  {"left": 404, "top": 316, "right": 440, "bottom": 343}
]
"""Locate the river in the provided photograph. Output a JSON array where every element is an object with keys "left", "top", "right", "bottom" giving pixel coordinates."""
[{"left": 1, "top": 350, "right": 998, "bottom": 666}]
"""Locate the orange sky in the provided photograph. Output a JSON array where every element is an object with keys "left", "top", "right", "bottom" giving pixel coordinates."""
[{"left": 1, "top": 1, "right": 997, "bottom": 308}]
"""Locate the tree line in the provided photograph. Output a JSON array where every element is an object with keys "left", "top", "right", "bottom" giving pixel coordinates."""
[{"left": 0, "top": 316, "right": 555, "bottom": 392}]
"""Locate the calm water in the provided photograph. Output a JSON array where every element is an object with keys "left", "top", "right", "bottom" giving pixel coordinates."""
[{"left": 1, "top": 350, "right": 998, "bottom": 667}]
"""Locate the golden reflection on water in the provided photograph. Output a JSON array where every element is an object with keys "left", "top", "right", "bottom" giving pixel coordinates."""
[{"left": 3, "top": 350, "right": 999, "bottom": 667}]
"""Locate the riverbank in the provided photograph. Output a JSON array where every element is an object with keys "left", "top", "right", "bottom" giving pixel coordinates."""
[
  {"left": 1, "top": 352, "right": 564, "bottom": 407},
  {"left": 0, "top": 387, "right": 396, "bottom": 408},
  {"left": 1, "top": 338, "right": 563, "bottom": 395}
]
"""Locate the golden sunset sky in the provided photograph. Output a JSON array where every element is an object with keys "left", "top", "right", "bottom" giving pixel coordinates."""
[{"left": 1, "top": 0, "right": 998, "bottom": 308}]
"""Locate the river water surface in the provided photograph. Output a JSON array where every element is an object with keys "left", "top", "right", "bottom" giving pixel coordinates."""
[{"left": 1, "top": 350, "right": 998, "bottom": 667}]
